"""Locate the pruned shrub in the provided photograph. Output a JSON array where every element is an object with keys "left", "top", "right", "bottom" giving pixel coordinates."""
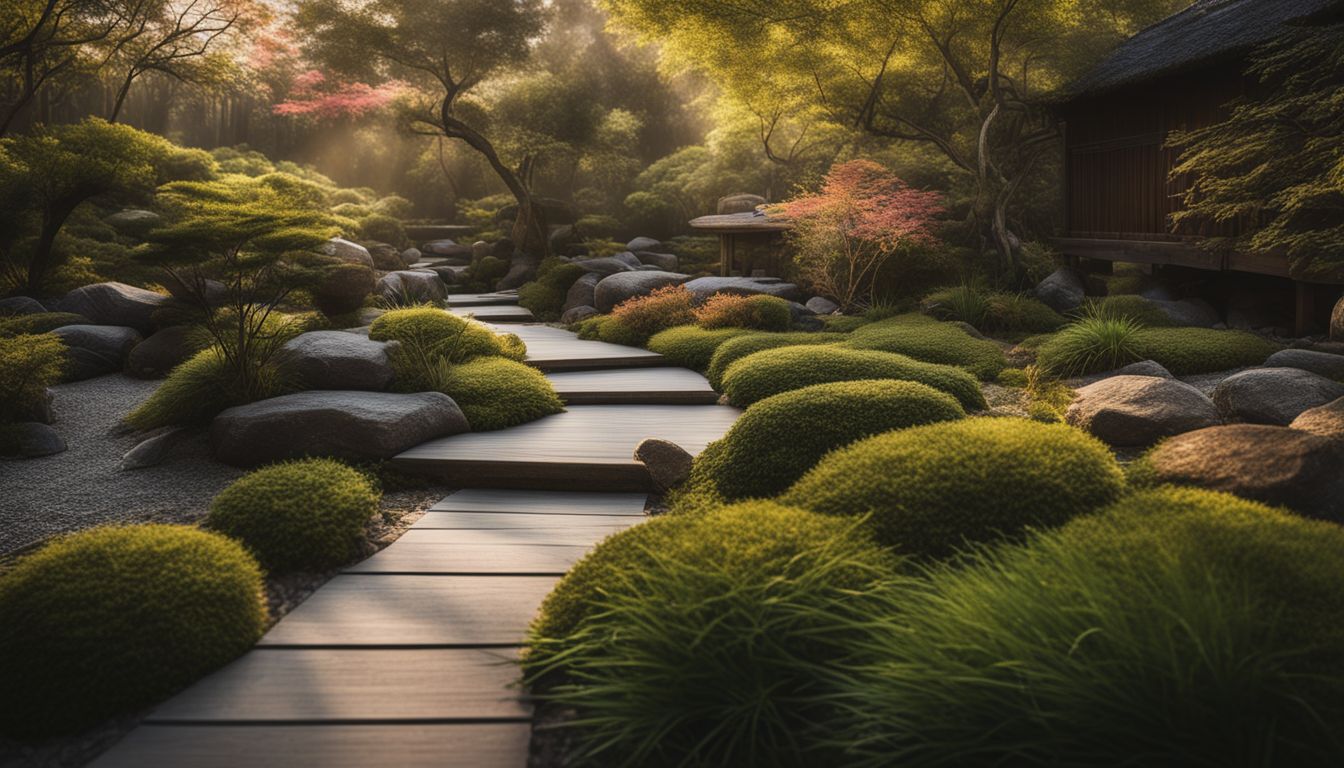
[
  {"left": 0, "top": 525, "right": 266, "bottom": 738},
  {"left": 526, "top": 501, "right": 900, "bottom": 765},
  {"left": 0, "top": 333, "right": 65, "bottom": 423},
  {"left": 469, "top": 255, "right": 510, "bottom": 286},
  {"left": 645, "top": 325, "right": 752, "bottom": 371},
  {"left": 358, "top": 213, "right": 406, "bottom": 247},
  {"left": 440, "top": 357, "right": 563, "bottom": 431},
  {"left": 608, "top": 285, "right": 695, "bottom": 343},
  {"left": 693, "top": 293, "right": 792, "bottom": 331},
  {"left": 370, "top": 307, "right": 525, "bottom": 391},
  {"left": 706, "top": 332, "right": 846, "bottom": 389},
  {"left": 833, "top": 487, "right": 1344, "bottom": 766},
  {"left": 0, "top": 312, "right": 87, "bottom": 337},
  {"left": 843, "top": 314, "right": 1006, "bottom": 379},
  {"left": 518, "top": 258, "right": 587, "bottom": 321},
  {"left": 923, "top": 287, "right": 1066, "bottom": 334},
  {"left": 125, "top": 346, "right": 287, "bottom": 431},
  {"left": 207, "top": 458, "right": 379, "bottom": 572},
  {"left": 721, "top": 345, "right": 986, "bottom": 411},
  {"left": 779, "top": 418, "right": 1124, "bottom": 558},
  {"left": 694, "top": 380, "right": 964, "bottom": 501}
]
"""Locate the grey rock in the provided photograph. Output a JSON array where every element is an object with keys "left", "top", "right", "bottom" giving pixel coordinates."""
[
  {"left": 160, "top": 273, "right": 228, "bottom": 307},
  {"left": 497, "top": 254, "right": 541, "bottom": 291},
  {"left": 313, "top": 263, "right": 376, "bottom": 316},
  {"left": 59, "top": 282, "right": 171, "bottom": 333},
  {"left": 1145, "top": 424, "right": 1344, "bottom": 521},
  {"left": 126, "top": 326, "right": 199, "bottom": 379},
  {"left": 400, "top": 247, "right": 422, "bottom": 266},
  {"left": 432, "top": 265, "right": 470, "bottom": 285},
  {"left": 570, "top": 257, "right": 636, "bottom": 276},
  {"left": 1035, "top": 267, "right": 1086, "bottom": 313},
  {"left": 561, "top": 305, "right": 599, "bottom": 325},
  {"left": 594, "top": 271, "right": 691, "bottom": 313},
  {"left": 471, "top": 241, "right": 492, "bottom": 262},
  {"left": 377, "top": 270, "right": 447, "bottom": 304},
  {"left": 119, "top": 427, "right": 190, "bottom": 470},
  {"left": 627, "top": 236, "right": 661, "bottom": 253},
  {"left": 613, "top": 251, "right": 642, "bottom": 268},
  {"left": 367, "top": 242, "right": 405, "bottom": 271},
  {"left": 276, "top": 331, "right": 395, "bottom": 391},
  {"left": 1264, "top": 348, "right": 1344, "bottom": 381},
  {"left": 682, "top": 276, "right": 802, "bottom": 303},
  {"left": 104, "top": 209, "right": 161, "bottom": 233},
  {"left": 1066, "top": 375, "right": 1220, "bottom": 446},
  {"left": 422, "top": 240, "right": 475, "bottom": 262},
  {"left": 563, "top": 272, "right": 601, "bottom": 313},
  {"left": 8, "top": 422, "right": 66, "bottom": 458},
  {"left": 322, "top": 237, "right": 375, "bottom": 269},
  {"left": 1290, "top": 396, "right": 1344, "bottom": 443},
  {"left": 805, "top": 296, "right": 839, "bottom": 315},
  {"left": 52, "top": 325, "right": 142, "bottom": 380},
  {"left": 717, "top": 193, "right": 766, "bottom": 214},
  {"left": 634, "top": 438, "right": 693, "bottom": 492},
  {"left": 1213, "top": 367, "right": 1344, "bottom": 425},
  {"left": 0, "top": 296, "right": 45, "bottom": 315},
  {"left": 951, "top": 321, "right": 986, "bottom": 340},
  {"left": 636, "top": 251, "right": 679, "bottom": 271},
  {"left": 1331, "top": 293, "right": 1344, "bottom": 342},
  {"left": 1112, "top": 360, "right": 1174, "bottom": 379},
  {"left": 1152, "top": 298, "right": 1220, "bottom": 327},
  {"left": 211, "top": 391, "right": 469, "bottom": 467}
]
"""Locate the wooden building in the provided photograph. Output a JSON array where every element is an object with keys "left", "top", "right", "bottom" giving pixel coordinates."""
[{"left": 1054, "top": 0, "right": 1343, "bottom": 333}]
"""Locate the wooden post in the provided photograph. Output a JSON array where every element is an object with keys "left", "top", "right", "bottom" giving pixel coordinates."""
[
  {"left": 719, "top": 234, "right": 736, "bottom": 276},
  {"left": 1294, "top": 281, "right": 1316, "bottom": 336}
]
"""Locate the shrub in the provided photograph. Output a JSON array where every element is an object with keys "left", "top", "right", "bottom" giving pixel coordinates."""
[
  {"left": 1130, "top": 327, "right": 1278, "bottom": 375},
  {"left": 440, "top": 357, "right": 563, "bottom": 431},
  {"left": 526, "top": 502, "right": 900, "bottom": 766},
  {"left": 721, "top": 345, "right": 986, "bottom": 411},
  {"left": 207, "top": 459, "right": 379, "bottom": 572},
  {"left": 693, "top": 293, "right": 792, "bottom": 331},
  {"left": 921, "top": 285, "right": 988, "bottom": 326},
  {"left": 833, "top": 487, "right": 1344, "bottom": 766},
  {"left": 706, "top": 332, "right": 846, "bottom": 389},
  {"left": 358, "top": 213, "right": 406, "bottom": 246},
  {"left": 0, "top": 334, "right": 65, "bottom": 423},
  {"left": 1035, "top": 314, "right": 1143, "bottom": 376},
  {"left": 372, "top": 195, "right": 414, "bottom": 219},
  {"left": 645, "top": 325, "right": 752, "bottom": 371},
  {"left": 1088, "top": 294, "right": 1175, "bottom": 327},
  {"left": 820, "top": 314, "right": 872, "bottom": 333},
  {"left": 370, "top": 307, "right": 525, "bottom": 391},
  {"left": 125, "top": 346, "right": 286, "bottom": 430},
  {"left": 608, "top": 285, "right": 696, "bottom": 343},
  {"left": 923, "top": 288, "right": 1066, "bottom": 334},
  {"left": 469, "top": 255, "right": 509, "bottom": 286},
  {"left": 517, "top": 258, "right": 587, "bottom": 321},
  {"left": 696, "top": 380, "right": 964, "bottom": 501},
  {"left": 844, "top": 314, "right": 1006, "bottom": 379},
  {"left": 0, "top": 312, "right": 87, "bottom": 337},
  {"left": 779, "top": 418, "right": 1124, "bottom": 558},
  {"left": 0, "top": 525, "right": 266, "bottom": 738}
]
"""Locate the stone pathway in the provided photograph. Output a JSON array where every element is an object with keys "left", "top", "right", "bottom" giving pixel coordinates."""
[{"left": 91, "top": 308, "right": 738, "bottom": 767}]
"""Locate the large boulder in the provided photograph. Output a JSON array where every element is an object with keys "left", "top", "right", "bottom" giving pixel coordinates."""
[
  {"left": 126, "top": 326, "right": 199, "bottom": 379},
  {"left": 1065, "top": 375, "right": 1220, "bottom": 447},
  {"left": 367, "top": 242, "right": 405, "bottom": 271},
  {"left": 0, "top": 296, "right": 45, "bottom": 315},
  {"left": 377, "top": 270, "right": 447, "bottom": 304},
  {"left": 400, "top": 247, "right": 422, "bottom": 266},
  {"left": 1034, "top": 267, "right": 1086, "bottom": 313},
  {"left": 52, "top": 325, "right": 142, "bottom": 380},
  {"left": 1331, "top": 293, "right": 1344, "bottom": 341},
  {"left": 805, "top": 296, "right": 840, "bottom": 315},
  {"left": 322, "top": 238, "right": 374, "bottom": 269},
  {"left": 560, "top": 305, "right": 599, "bottom": 325},
  {"left": 627, "top": 236, "right": 661, "bottom": 252},
  {"left": 275, "top": 331, "right": 396, "bottom": 391},
  {"left": 7, "top": 422, "right": 66, "bottom": 458},
  {"left": 594, "top": 271, "right": 691, "bottom": 313},
  {"left": 104, "top": 209, "right": 161, "bottom": 234},
  {"left": 422, "top": 240, "right": 474, "bottom": 262},
  {"left": 1291, "top": 396, "right": 1344, "bottom": 443},
  {"left": 59, "top": 282, "right": 170, "bottom": 333},
  {"left": 1212, "top": 367, "right": 1344, "bottom": 425},
  {"left": 613, "top": 251, "right": 642, "bottom": 268},
  {"left": 570, "top": 257, "right": 636, "bottom": 276},
  {"left": 1264, "top": 348, "right": 1344, "bottom": 381},
  {"left": 159, "top": 273, "right": 228, "bottom": 308},
  {"left": 635, "top": 252, "right": 678, "bottom": 271},
  {"left": 717, "top": 194, "right": 766, "bottom": 214},
  {"left": 563, "top": 272, "right": 601, "bottom": 313},
  {"left": 1143, "top": 424, "right": 1344, "bottom": 521},
  {"left": 1112, "top": 360, "right": 1174, "bottom": 379},
  {"left": 210, "top": 391, "right": 469, "bottom": 467},
  {"left": 1151, "top": 298, "right": 1220, "bottom": 328},
  {"left": 313, "top": 263, "right": 376, "bottom": 317},
  {"left": 682, "top": 276, "right": 802, "bottom": 303}
]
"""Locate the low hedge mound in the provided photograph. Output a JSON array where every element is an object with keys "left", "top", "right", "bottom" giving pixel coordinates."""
[
  {"left": 696, "top": 380, "right": 965, "bottom": 500},
  {"left": 1130, "top": 327, "right": 1278, "bottom": 375},
  {"left": 780, "top": 417, "right": 1124, "bottom": 558},
  {"left": 693, "top": 293, "right": 792, "bottom": 331},
  {"left": 607, "top": 285, "right": 695, "bottom": 344},
  {"left": 206, "top": 458, "right": 380, "bottom": 572},
  {"left": 1089, "top": 294, "right": 1176, "bottom": 327},
  {"left": 441, "top": 357, "right": 563, "bottom": 431},
  {"left": 0, "top": 333, "right": 65, "bottom": 423},
  {"left": 0, "top": 525, "right": 266, "bottom": 738},
  {"left": 526, "top": 501, "right": 899, "bottom": 765},
  {"left": 369, "top": 306, "right": 525, "bottom": 365},
  {"left": 843, "top": 314, "right": 1006, "bottom": 379},
  {"left": 834, "top": 487, "right": 1344, "bottom": 765},
  {"left": 720, "top": 345, "right": 986, "bottom": 411},
  {"left": 0, "top": 312, "right": 87, "bottom": 337},
  {"left": 518, "top": 258, "right": 587, "bottom": 321},
  {"left": 125, "top": 346, "right": 285, "bottom": 430},
  {"left": 645, "top": 325, "right": 752, "bottom": 371},
  {"left": 705, "top": 332, "right": 845, "bottom": 389}
]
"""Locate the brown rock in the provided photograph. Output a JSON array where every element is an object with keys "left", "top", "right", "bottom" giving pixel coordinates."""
[
  {"left": 1290, "top": 396, "right": 1344, "bottom": 443},
  {"left": 634, "top": 438, "right": 694, "bottom": 492},
  {"left": 1066, "top": 375, "right": 1220, "bottom": 446}
]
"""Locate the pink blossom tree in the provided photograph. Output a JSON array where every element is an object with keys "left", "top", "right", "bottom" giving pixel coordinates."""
[
  {"left": 272, "top": 70, "right": 403, "bottom": 119},
  {"left": 774, "top": 159, "right": 944, "bottom": 311}
]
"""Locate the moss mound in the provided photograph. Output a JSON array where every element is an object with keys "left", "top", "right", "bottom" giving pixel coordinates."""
[
  {"left": 0, "top": 525, "right": 266, "bottom": 738},
  {"left": 693, "top": 293, "right": 793, "bottom": 331},
  {"left": 518, "top": 258, "right": 587, "bottom": 321},
  {"left": 441, "top": 357, "right": 563, "bottom": 431},
  {"left": 780, "top": 418, "right": 1124, "bottom": 558},
  {"left": 645, "top": 325, "right": 752, "bottom": 371},
  {"left": 0, "top": 312, "right": 87, "bottom": 337},
  {"left": 206, "top": 458, "right": 380, "bottom": 572},
  {"left": 835, "top": 487, "right": 1344, "bottom": 765},
  {"left": 1130, "top": 327, "right": 1278, "bottom": 374},
  {"left": 705, "top": 332, "right": 845, "bottom": 389},
  {"left": 369, "top": 306, "right": 525, "bottom": 365},
  {"left": 125, "top": 346, "right": 285, "bottom": 430},
  {"left": 1089, "top": 294, "right": 1177, "bottom": 327},
  {"left": 697, "top": 380, "right": 965, "bottom": 501},
  {"left": 0, "top": 333, "right": 65, "bottom": 423},
  {"left": 607, "top": 285, "right": 695, "bottom": 344},
  {"left": 720, "top": 345, "right": 986, "bottom": 411},
  {"left": 843, "top": 314, "right": 1006, "bottom": 379}
]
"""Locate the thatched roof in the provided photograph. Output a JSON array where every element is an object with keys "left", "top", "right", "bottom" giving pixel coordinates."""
[{"left": 1066, "top": 0, "right": 1343, "bottom": 98}]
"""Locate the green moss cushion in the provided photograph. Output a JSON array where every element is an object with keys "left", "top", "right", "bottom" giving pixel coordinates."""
[
  {"left": 1130, "top": 327, "right": 1278, "bottom": 374},
  {"left": 206, "top": 458, "right": 380, "bottom": 572},
  {"left": 697, "top": 380, "right": 965, "bottom": 500},
  {"left": 369, "top": 307, "right": 525, "bottom": 364},
  {"left": 519, "top": 258, "right": 587, "bottom": 321},
  {"left": 705, "top": 332, "right": 846, "bottom": 389},
  {"left": 442, "top": 357, "right": 563, "bottom": 431},
  {"left": 1090, "top": 294, "right": 1176, "bottom": 327},
  {"left": 0, "top": 333, "right": 65, "bottom": 423},
  {"left": 0, "top": 312, "right": 88, "bottom": 337},
  {"left": 0, "top": 525, "right": 266, "bottom": 738},
  {"left": 780, "top": 418, "right": 1124, "bottom": 558},
  {"left": 125, "top": 346, "right": 284, "bottom": 431},
  {"left": 843, "top": 314, "right": 1006, "bottom": 379},
  {"left": 834, "top": 487, "right": 1344, "bottom": 765},
  {"left": 720, "top": 345, "right": 986, "bottom": 411},
  {"left": 645, "top": 325, "right": 752, "bottom": 371}
]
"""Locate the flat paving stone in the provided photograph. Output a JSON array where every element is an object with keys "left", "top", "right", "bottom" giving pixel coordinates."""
[
  {"left": 345, "top": 537, "right": 591, "bottom": 575},
  {"left": 448, "top": 292, "right": 520, "bottom": 307},
  {"left": 485, "top": 323, "right": 664, "bottom": 371},
  {"left": 145, "top": 648, "right": 527, "bottom": 722},
  {"left": 258, "top": 575, "right": 558, "bottom": 647},
  {"left": 427, "top": 489, "right": 648, "bottom": 516},
  {"left": 449, "top": 305, "right": 535, "bottom": 323},
  {"left": 547, "top": 368, "right": 718, "bottom": 405},
  {"left": 414, "top": 510, "right": 644, "bottom": 530},
  {"left": 89, "top": 724, "right": 531, "bottom": 768}
]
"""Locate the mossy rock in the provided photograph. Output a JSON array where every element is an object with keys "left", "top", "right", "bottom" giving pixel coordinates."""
[
  {"left": 644, "top": 325, "right": 753, "bottom": 371},
  {"left": 843, "top": 314, "right": 1006, "bottom": 379},
  {"left": 780, "top": 418, "right": 1124, "bottom": 558},
  {"left": 695, "top": 380, "right": 965, "bottom": 501},
  {"left": 705, "top": 331, "right": 846, "bottom": 389},
  {"left": 441, "top": 357, "right": 563, "bottom": 431},
  {"left": 720, "top": 345, "right": 986, "bottom": 411},
  {"left": 0, "top": 525, "right": 266, "bottom": 738},
  {"left": 206, "top": 458, "right": 380, "bottom": 572},
  {"left": 518, "top": 258, "right": 587, "bottom": 321}
]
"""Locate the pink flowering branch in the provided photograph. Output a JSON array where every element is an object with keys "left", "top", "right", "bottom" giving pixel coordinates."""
[{"left": 272, "top": 70, "right": 405, "bottom": 119}]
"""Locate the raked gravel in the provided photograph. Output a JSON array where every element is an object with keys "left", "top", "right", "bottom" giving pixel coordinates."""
[{"left": 0, "top": 374, "right": 244, "bottom": 557}]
